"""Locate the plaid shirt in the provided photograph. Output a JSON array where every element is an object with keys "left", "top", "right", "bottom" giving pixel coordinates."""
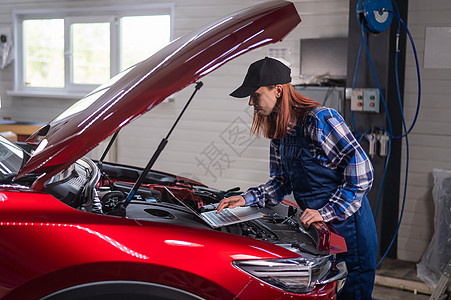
[{"left": 242, "top": 107, "right": 374, "bottom": 222}]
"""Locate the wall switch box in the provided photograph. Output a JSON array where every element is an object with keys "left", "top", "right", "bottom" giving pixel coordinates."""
[
  {"left": 350, "top": 88, "right": 380, "bottom": 113},
  {"left": 363, "top": 88, "right": 380, "bottom": 113},
  {"left": 351, "top": 89, "right": 364, "bottom": 111}
]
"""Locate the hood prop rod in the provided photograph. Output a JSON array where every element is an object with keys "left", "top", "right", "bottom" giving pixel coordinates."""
[
  {"left": 97, "top": 130, "right": 120, "bottom": 189},
  {"left": 99, "top": 130, "right": 120, "bottom": 165},
  {"left": 124, "top": 81, "right": 203, "bottom": 207}
]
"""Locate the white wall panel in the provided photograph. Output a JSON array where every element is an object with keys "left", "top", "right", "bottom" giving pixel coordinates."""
[{"left": 397, "top": 0, "right": 451, "bottom": 262}]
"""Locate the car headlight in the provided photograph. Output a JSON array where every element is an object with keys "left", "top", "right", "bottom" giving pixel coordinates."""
[{"left": 233, "top": 255, "right": 346, "bottom": 294}]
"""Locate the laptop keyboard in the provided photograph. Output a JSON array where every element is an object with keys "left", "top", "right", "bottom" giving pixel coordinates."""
[{"left": 203, "top": 209, "right": 240, "bottom": 227}]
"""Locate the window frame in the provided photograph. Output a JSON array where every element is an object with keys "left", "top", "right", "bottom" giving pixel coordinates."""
[
  {"left": 66, "top": 15, "right": 114, "bottom": 91},
  {"left": 12, "top": 4, "right": 174, "bottom": 98}
]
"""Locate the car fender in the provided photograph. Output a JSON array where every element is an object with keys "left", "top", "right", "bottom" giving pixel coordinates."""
[
  {"left": 40, "top": 281, "right": 204, "bottom": 300},
  {"left": 2, "top": 261, "right": 236, "bottom": 300}
]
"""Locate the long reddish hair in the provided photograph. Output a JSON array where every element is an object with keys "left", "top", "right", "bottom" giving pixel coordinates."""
[{"left": 250, "top": 83, "right": 321, "bottom": 139}]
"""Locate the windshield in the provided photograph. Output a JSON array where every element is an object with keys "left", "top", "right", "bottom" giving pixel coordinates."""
[{"left": 0, "top": 135, "right": 25, "bottom": 176}]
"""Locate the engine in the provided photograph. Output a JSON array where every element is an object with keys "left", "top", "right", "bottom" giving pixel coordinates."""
[{"left": 43, "top": 160, "right": 336, "bottom": 256}]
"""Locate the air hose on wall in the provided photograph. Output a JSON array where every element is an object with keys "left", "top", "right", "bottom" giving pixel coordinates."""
[{"left": 352, "top": 0, "right": 422, "bottom": 268}]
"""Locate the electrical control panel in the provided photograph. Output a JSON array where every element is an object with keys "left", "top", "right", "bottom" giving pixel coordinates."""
[
  {"left": 363, "top": 88, "right": 380, "bottom": 113},
  {"left": 351, "top": 89, "right": 364, "bottom": 111},
  {"left": 351, "top": 88, "right": 380, "bottom": 113}
]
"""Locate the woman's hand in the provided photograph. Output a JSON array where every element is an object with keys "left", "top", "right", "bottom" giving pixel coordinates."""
[
  {"left": 216, "top": 195, "right": 246, "bottom": 214},
  {"left": 299, "top": 208, "right": 324, "bottom": 227}
]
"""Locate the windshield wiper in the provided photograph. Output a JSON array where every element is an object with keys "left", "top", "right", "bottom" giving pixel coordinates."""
[
  {"left": 0, "top": 173, "right": 16, "bottom": 183},
  {"left": 0, "top": 173, "right": 37, "bottom": 184}
]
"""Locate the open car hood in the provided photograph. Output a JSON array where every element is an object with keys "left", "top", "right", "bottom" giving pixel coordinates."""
[{"left": 16, "top": 1, "right": 301, "bottom": 191}]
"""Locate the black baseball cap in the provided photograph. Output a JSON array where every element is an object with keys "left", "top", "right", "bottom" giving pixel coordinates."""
[{"left": 230, "top": 57, "right": 291, "bottom": 98}]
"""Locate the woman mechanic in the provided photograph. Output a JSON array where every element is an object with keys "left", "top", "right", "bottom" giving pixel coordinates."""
[{"left": 216, "top": 57, "right": 378, "bottom": 299}]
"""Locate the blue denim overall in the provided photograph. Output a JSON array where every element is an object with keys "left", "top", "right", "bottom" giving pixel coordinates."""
[{"left": 278, "top": 123, "right": 378, "bottom": 300}]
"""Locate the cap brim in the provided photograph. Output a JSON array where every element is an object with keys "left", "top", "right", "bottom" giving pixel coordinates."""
[{"left": 229, "top": 85, "right": 258, "bottom": 98}]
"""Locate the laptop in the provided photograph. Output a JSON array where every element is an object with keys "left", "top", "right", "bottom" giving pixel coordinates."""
[{"left": 164, "top": 187, "right": 264, "bottom": 228}]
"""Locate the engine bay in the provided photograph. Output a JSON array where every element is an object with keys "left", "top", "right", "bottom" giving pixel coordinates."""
[
  {"left": 8, "top": 143, "right": 340, "bottom": 257},
  {"left": 46, "top": 159, "right": 333, "bottom": 255}
]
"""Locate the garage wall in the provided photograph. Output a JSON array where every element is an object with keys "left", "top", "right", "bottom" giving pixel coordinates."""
[
  {"left": 115, "top": 0, "right": 350, "bottom": 191},
  {"left": 397, "top": 0, "right": 451, "bottom": 262},
  {"left": 0, "top": 0, "right": 349, "bottom": 189}
]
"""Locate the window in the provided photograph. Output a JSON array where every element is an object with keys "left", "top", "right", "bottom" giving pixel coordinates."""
[
  {"left": 71, "top": 20, "right": 111, "bottom": 85},
  {"left": 13, "top": 5, "right": 173, "bottom": 96},
  {"left": 23, "top": 19, "right": 64, "bottom": 88}
]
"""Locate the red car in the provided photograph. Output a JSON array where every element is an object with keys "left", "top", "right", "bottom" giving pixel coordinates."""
[{"left": 0, "top": 1, "right": 347, "bottom": 299}]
